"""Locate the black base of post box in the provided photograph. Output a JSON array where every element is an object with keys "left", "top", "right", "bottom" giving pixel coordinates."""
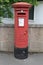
[{"left": 14, "top": 47, "right": 28, "bottom": 59}]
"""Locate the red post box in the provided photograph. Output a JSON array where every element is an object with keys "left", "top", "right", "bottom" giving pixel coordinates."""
[{"left": 12, "top": 2, "right": 32, "bottom": 59}]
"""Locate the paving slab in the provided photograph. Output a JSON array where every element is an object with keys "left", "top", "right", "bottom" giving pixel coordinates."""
[{"left": 0, "top": 53, "right": 43, "bottom": 65}]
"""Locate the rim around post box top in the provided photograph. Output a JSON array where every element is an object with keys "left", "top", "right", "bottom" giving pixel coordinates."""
[{"left": 12, "top": 2, "right": 32, "bottom": 8}]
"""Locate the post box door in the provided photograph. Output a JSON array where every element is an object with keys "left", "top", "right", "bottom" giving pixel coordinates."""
[{"left": 15, "top": 14, "right": 28, "bottom": 48}]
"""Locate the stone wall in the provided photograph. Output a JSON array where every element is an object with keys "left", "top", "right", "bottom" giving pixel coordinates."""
[
  {"left": 29, "top": 27, "right": 43, "bottom": 52},
  {"left": 0, "top": 24, "right": 14, "bottom": 52},
  {"left": 0, "top": 24, "right": 43, "bottom": 52}
]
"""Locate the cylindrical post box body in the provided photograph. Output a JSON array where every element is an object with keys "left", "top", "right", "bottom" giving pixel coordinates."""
[{"left": 12, "top": 2, "right": 32, "bottom": 59}]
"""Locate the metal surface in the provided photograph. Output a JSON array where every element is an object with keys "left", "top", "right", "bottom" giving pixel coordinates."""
[{"left": 13, "top": 2, "right": 32, "bottom": 48}]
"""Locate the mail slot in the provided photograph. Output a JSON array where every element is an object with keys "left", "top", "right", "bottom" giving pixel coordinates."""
[
  {"left": 18, "top": 13, "right": 26, "bottom": 15},
  {"left": 12, "top": 2, "right": 32, "bottom": 59}
]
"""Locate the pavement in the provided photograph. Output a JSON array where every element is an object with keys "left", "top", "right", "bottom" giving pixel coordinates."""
[{"left": 0, "top": 53, "right": 43, "bottom": 65}]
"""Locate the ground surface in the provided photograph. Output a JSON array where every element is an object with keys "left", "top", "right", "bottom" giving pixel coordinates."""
[{"left": 0, "top": 53, "right": 43, "bottom": 65}]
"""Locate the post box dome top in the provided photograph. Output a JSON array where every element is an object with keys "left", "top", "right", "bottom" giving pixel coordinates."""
[{"left": 12, "top": 2, "right": 32, "bottom": 8}]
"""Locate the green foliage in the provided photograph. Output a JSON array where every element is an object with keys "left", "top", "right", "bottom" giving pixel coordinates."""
[
  {"left": 0, "top": 0, "right": 38, "bottom": 18},
  {"left": 0, "top": 0, "right": 37, "bottom": 4}
]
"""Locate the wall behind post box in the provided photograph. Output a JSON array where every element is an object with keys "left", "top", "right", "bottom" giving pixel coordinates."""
[{"left": 0, "top": 24, "right": 43, "bottom": 52}]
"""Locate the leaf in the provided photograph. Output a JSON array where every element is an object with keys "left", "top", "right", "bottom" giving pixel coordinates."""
[
  {"left": 0, "top": 0, "right": 3, "bottom": 2},
  {"left": 4, "top": 0, "right": 9, "bottom": 2}
]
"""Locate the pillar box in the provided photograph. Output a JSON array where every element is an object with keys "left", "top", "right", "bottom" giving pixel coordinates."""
[{"left": 12, "top": 2, "right": 32, "bottom": 59}]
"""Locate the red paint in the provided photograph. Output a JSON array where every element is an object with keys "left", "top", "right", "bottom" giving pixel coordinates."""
[{"left": 12, "top": 2, "right": 32, "bottom": 48}]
